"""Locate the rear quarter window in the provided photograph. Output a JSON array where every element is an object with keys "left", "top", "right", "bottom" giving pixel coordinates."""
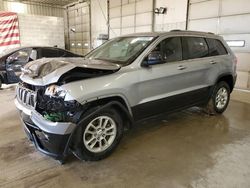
[
  {"left": 206, "top": 38, "right": 228, "bottom": 56},
  {"left": 40, "top": 48, "right": 59, "bottom": 57}
]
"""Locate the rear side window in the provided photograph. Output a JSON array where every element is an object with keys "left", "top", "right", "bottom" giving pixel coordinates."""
[
  {"left": 206, "top": 38, "right": 228, "bottom": 56},
  {"left": 40, "top": 48, "right": 58, "bottom": 57},
  {"left": 57, "top": 49, "right": 66, "bottom": 57},
  {"left": 64, "top": 51, "right": 79, "bottom": 57},
  {"left": 182, "top": 37, "right": 209, "bottom": 60}
]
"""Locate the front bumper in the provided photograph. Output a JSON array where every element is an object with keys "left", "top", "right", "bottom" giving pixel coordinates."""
[{"left": 15, "top": 98, "right": 76, "bottom": 160}]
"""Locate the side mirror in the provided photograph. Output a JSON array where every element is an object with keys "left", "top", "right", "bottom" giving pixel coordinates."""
[{"left": 142, "top": 51, "right": 163, "bottom": 67}]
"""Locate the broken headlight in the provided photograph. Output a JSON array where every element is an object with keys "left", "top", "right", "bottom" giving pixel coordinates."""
[{"left": 45, "top": 85, "right": 67, "bottom": 98}]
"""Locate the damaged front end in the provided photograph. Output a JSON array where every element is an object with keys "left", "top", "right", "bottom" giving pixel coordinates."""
[
  {"left": 36, "top": 84, "right": 83, "bottom": 122},
  {"left": 15, "top": 82, "right": 87, "bottom": 161},
  {"left": 15, "top": 58, "right": 121, "bottom": 162}
]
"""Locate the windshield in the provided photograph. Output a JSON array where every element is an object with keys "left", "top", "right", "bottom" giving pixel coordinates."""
[{"left": 85, "top": 36, "right": 155, "bottom": 65}]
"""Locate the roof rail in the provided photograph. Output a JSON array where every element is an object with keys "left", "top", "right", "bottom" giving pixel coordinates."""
[
  {"left": 170, "top": 29, "right": 182, "bottom": 32},
  {"left": 170, "top": 29, "right": 215, "bottom": 35},
  {"left": 207, "top": 32, "right": 215, "bottom": 35}
]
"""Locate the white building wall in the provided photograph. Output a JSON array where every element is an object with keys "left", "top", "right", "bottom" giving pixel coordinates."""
[
  {"left": 18, "top": 14, "right": 65, "bottom": 48},
  {"left": 188, "top": 0, "right": 250, "bottom": 90},
  {"left": 109, "top": 0, "right": 154, "bottom": 38},
  {"left": 0, "top": 1, "right": 64, "bottom": 17},
  {"left": 90, "top": 0, "right": 108, "bottom": 48},
  {"left": 154, "top": 0, "right": 187, "bottom": 31}
]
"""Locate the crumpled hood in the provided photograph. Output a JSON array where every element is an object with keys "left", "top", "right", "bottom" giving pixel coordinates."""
[{"left": 20, "top": 58, "right": 121, "bottom": 86}]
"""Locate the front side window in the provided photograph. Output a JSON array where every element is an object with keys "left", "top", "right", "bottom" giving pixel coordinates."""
[
  {"left": 158, "top": 37, "right": 182, "bottom": 63},
  {"left": 7, "top": 48, "right": 32, "bottom": 65},
  {"left": 146, "top": 37, "right": 182, "bottom": 65},
  {"left": 85, "top": 36, "right": 155, "bottom": 65},
  {"left": 206, "top": 38, "right": 228, "bottom": 56},
  {"left": 182, "top": 37, "right": 209, "bottom": 60}
]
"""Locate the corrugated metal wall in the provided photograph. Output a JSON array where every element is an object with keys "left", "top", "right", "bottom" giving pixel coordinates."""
[
  {"left": 0, "top": 1, "right": 64, "bottom": 17},
  {"left": 109, "top": 0, "right": 154, "bottom": 38},
  {"left": 64, "top": 0, "right": 187, "bottom": 53},
  {"left": 187, "top": 0, "right": 250, "bottom": 90}
]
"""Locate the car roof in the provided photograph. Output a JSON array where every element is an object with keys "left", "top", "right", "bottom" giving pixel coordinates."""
[
  {"left": 13, "top": 46, "right": 66, "bottom": 50},
  {"left": 0, "top": 46, "right": 74, "bottom": 57},
  {"left": 121, "top": 30, "right": 220, "bottom": 39}
]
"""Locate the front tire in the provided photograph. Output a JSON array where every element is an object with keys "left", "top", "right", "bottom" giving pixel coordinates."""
[
  {"left": 74, "top": 108, "right": 123, "bottom": 161},
  {"left": 0, "top": 79, "right": 2, "bottom": 89},
  {"left": 204, "top": 81, "right": 230, "bottom": 115}
]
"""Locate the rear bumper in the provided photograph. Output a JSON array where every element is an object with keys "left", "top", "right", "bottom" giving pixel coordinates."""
[{"left": 15, "top": 98, "right": 76, "bottom": 160}]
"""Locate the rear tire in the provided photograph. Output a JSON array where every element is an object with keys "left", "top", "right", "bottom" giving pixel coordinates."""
[
  {"left": 204, "top": 81, "right": 230, "bottom": 115},
  {"left": 73, "top": 108, "right": 123, "bottom": 161},
  {"left": 0, "top": 79, "right": 2, "bottom": 89}
]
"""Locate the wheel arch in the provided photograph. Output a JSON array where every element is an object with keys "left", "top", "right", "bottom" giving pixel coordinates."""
[
  {"left": 216, "top": 73, "right": 234, "bottom": 92},
  {"left": 81, "top": 96, "right": 134, "bottom": 130}
]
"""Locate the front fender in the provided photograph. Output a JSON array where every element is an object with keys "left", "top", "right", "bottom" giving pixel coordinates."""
[{"left": 63, "top": 101, "right": 134, "bottom": 157}]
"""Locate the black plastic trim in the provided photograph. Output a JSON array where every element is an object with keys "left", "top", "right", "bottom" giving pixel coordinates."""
[{"left": 131, "top": 87, "right": 211, "bottom": 121}]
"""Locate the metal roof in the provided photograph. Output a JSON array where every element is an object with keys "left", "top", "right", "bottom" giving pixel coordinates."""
[{"left": 4, "top": 0, "right": 77, "bottom": 7}]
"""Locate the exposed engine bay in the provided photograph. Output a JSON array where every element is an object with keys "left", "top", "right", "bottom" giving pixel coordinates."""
[{"left": 21, "top": 57, "right": 121, "bottom": 86}]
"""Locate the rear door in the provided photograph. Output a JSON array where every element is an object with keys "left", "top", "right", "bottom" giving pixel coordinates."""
[
  {"left": 205, "top": 38, "right": 230, "bottom": 79},
  {"left": 134, "top": 36, "right": 211, "bottom": 120},
  {"left": 180, "top": 36, "right": 216, "bottom": 100}
]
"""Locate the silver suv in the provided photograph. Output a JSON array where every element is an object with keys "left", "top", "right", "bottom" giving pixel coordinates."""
[{"left": 15, "top": 30, "right": 237, "bottom": 163}]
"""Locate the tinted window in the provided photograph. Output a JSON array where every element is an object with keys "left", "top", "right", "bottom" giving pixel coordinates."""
[
  {"left": 57, "top": 49, "right": 66, "bottom": 57},
  {"left": 41, "top": 48, "right": 58, "bottom": 57},
  {"left": 64, "top": 50, "right": 79, "bottom": 57},
  {"left": 182, "top": 37, "right": 209, "bottom": 60},
  {"left": 206, "top": 38, "right": 227, "bottom": 56},
  {"left": 152, "top": 37, "right": 182, "bottom": 63}
]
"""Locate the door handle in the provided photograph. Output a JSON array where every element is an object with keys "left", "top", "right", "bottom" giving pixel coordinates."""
[
  {"left": 210, "top": 60, "right": 217, "bottom": 65},
  {"left": 177, "top": 65, "right": 187, "bottom": 70}
]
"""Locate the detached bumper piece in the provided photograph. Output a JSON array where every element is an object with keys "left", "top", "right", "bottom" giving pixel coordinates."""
[{"left": 22, "top": 120, "right": 70, "bottom": 160}]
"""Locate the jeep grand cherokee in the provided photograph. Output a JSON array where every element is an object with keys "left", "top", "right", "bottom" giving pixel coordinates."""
[{"left": 15, "top": 30, "right": 237, "bottom": 163}]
